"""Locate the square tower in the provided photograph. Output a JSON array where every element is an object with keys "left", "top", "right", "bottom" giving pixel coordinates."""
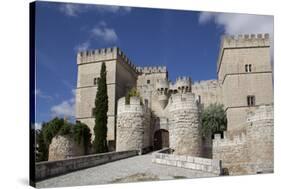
[
  {"left": 76, "top": 47, "right": 138, "bottom": 150},
  {"left": 217, "top": 33, "right": 273, "bottom": 132}
]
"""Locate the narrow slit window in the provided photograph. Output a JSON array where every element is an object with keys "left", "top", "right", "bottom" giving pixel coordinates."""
[
  {"left": 247, "top": 96, "right": 255, "bottom": 106},
  {"left": 245, "top": 64, "right": 248, "bottom": 72}
]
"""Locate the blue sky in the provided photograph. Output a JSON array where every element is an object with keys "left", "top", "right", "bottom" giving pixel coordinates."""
[{"left": 34, "top": 1, "right": 273, "bottom": 129}]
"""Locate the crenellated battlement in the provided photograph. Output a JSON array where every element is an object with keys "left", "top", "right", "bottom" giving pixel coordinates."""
[
  {"left": 213, "top": 131, "right": 247, "bottom": 147},
  {"left": 77, "top": 46, "right": 139, "bottom": 73},
  {"left": 217, "top": 33, "right": 270, "bottom": 73},
  {"left": 117, "top": 96, "right": 148, "bottom": 114},
  {"left": 169, "top": 76, "right": 192, "bottom": 93},
  {"left": 136, "top": 66, "right": 167, "bottom": 74},
  {"left": 221, "top": 33, "right": 270, "bottom": 49},
  {"left": 77, "top": 47, "right": 118, "bottom": 63}
]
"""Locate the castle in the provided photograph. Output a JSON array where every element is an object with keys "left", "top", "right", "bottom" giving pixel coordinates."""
[{"left": 75, "top": 33, "right": 273, "bottom": 175}]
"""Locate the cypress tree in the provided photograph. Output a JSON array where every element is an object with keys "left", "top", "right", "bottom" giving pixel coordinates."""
[{"left": 93, "top": 62, "right": 109, "bottom": 153}]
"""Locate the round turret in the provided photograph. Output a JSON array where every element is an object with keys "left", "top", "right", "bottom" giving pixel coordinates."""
[
  {"left": 116, "top": 96, "right": 150, "bottom": 152},
  {"left": 155, "top": 79, "right": 169, "bottom": 109},
  {"left": 174, "top": 76, "right": 192, "bottom": 94},
  {"left": 48, "top": 135, "right": 85, "bottom": 161},
  {"left": 168, "top": 93, "right": 201, "bottom": 156},
  {"left": 246, "top": 104, "right": 273, "bottom": 173}
]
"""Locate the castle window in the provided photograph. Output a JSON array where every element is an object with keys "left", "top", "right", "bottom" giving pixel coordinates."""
[
  {"left": 92, "top": 108, "right": 96, "bottom": 117},
  {"left": 245, "top": 64, "right": 252, "bottom": 73},
  {"left": 94, "top": 77, "right": 100, "bottom": 86},
  {"left": 247, "top": 96, "right": 255, "bottom": 106},
  {"left": 147, "top": 80, "right": 150, "bottom": 84}
]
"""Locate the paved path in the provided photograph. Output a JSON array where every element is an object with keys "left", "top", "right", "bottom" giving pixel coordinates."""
[{"left": 37, "top": 153, "right": 216, "bottom": 188}]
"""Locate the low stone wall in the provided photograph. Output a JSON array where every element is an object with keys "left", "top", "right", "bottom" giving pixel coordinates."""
[
  {"left": 36, "top": 150, "right": 138, "bottom": 181},
  {"left": 152, "top": 148, "right": 221, "bottom": 175}
]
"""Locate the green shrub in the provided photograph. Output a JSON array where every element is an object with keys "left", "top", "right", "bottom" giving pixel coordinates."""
[
  {"left": 200, "top": 103, "right": 227, "bottom": 137},
  {"left": 36, "top": 117, "right": 92, "bottom": 161},
  {"left": 125, "top": 87, "right": 141, "bottom": 104}
]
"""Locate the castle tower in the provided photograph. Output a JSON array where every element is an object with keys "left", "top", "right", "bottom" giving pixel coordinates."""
[
  {"left": 136, "top": 66, "right": 168, "bottom": 109},
  {"left": 217, "top": 33, "right": 273, "bottom": 132},
  {"left": 76, "top": 47, "right": 138, "bottom": 150},
  {"left": 116, "top": 96, "right": 151, "bottom": 152},
  {"left": 155, "top": 79, "right": 169, "bottom": 109},
  {"left": 169, "top": 76, "right": 192, "bottom": 94},
  {"left": 168, "top": 93, "right": 201, "bottom": 156}
]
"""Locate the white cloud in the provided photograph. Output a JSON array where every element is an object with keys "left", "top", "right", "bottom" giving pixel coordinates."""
[
  {"left": 51, "top": 90, "right": 76, "bottom": 118},
  {"left": 35, "top": 89, "right": 52, "bottom": 100},
  {"left": 35, "top": 122, "right": 42, "bottom": 130},
  {"left": 74, "top": 41, "right": 91, "bottom": 52},
  {"left": 75, "top": 21, "right": 118, "bottom": 51},
  {"left": 198, "top": 12, "right": 273, "bottom": 35},
  {"left": 198, "top": 12, "right": 274, "bottom": 58},
  {"left": 94, "top": 5, "right": 132, "bottom": 13},
  {"left": 60, "top": 3, "right": 132, "bottom": 17},
  {"left": 91, "top": 21, "right": 118, "bottom": 43},
  {"left": 59, "top": 4, "right": 86, "bottom": 17}
]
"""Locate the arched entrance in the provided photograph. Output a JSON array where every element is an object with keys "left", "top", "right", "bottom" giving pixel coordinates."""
[{"left": 153, "top": 129, "right": 169, "bottom": 150}]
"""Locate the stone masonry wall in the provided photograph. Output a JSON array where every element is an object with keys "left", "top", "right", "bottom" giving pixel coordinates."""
[
  {"left": 168, "top": 93, "right": 201, "bottom": 156},
  {"left": 36, "top": 150, "right": 138, "bottom": 181},
  {"left": 152, "top": 148, "right": 221, "bottom": 175},
  {"left": 213, "top": 104, "right": 274, "bottom": 175},
  {"left": 212, "top": 131, "right": 249, "bottom": 175},
  {"left": 192, "top": 79, "right": 222, "bottom": 109},
  {"left": 116, "top": 96, "right": 151, "bottom": 152},
  {"left": 246, "top": 104, "right": 274, "bottom": 173},
  {"left": 48, "top": 135, "right": 85, "bottom": 161}
]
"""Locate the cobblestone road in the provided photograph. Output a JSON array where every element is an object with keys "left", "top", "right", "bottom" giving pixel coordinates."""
[{"left": 37, "top": 153, "right": 217, "bottom": 188}]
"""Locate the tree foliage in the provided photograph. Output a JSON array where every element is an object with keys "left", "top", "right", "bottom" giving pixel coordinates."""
[
  {"left": 125, "top": 87, "right": 141, "bottom": 104},
  {"left": 93, "top": 62, "right": 109, "bottom": 153},
  {"left": 36, "top": 117, "right": 92, "bottom": 162},
  {"left": 36, "top": 129, "right": 48, "bottom": 162},
  {"left": 200, "top": 103, "right": 227, "bottom": 137}
]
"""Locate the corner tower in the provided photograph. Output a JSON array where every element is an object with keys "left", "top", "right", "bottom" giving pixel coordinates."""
[
  {"left": 76, "top": 47, "right": 138, "bottom": 150},
  {"left": 217, "top": 33, "right": 273, "bottom": 132}
]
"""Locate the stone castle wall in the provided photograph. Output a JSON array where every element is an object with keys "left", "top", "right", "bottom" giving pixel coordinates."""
[
  {"left": 116, "top": 97, "right": 151, "bottom": 152},
  {"left": 168, "top": 93, "right": 201, "bottom": 156},
  {"left": 213, "top": 104, "right": 274, "bottom": 175},
  {"left": 246, "top": 104, "right": 274, "bottom": 173},
  {"left": 48, "top": 135, "right": 85, "bottom": 161},
  {"left": 192, "top": 79, "right": 222, "bottom": 109},
  {"left": 212, "top": 131, "right": 249, "bottom": 175}
]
